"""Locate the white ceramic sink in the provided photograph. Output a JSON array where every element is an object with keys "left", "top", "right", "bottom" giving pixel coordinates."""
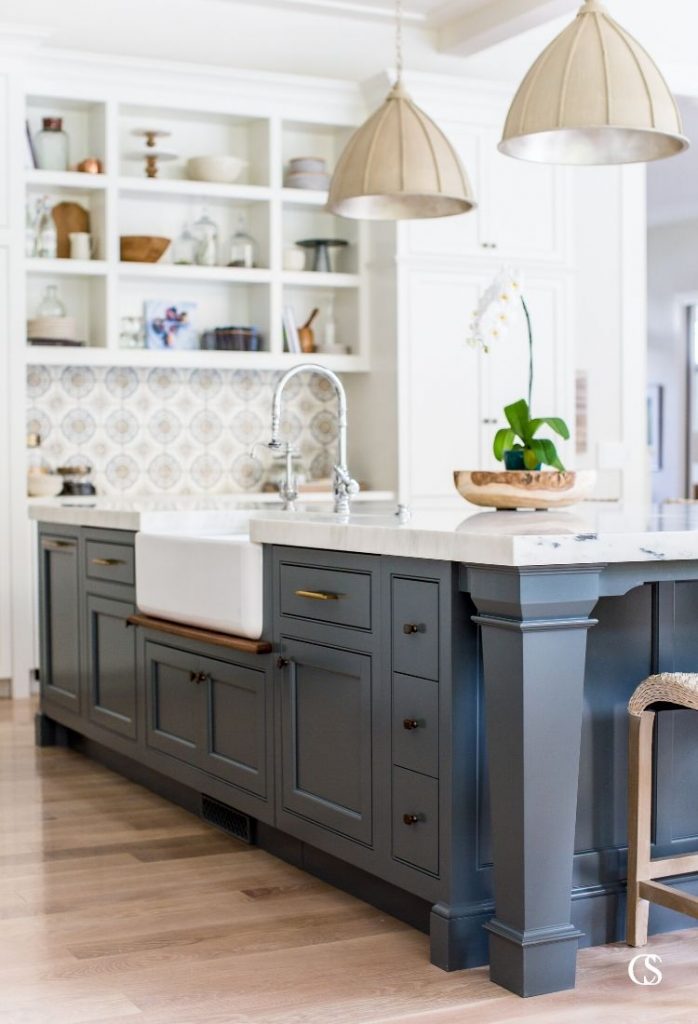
[{"left": 135, "top": 526, "right": 264, "bottom": 639}]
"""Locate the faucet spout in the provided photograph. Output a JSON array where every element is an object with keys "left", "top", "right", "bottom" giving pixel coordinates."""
[{"left": 269, "top": 364, "right": 358, "bottom": 514}]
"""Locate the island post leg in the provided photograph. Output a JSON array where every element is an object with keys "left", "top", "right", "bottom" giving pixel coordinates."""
[{"left": 468, "top": 564, "right": 601, "bottom": 997}]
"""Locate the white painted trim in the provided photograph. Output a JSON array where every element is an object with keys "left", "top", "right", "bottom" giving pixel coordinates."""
[{"left": 438, "top": 0, "right": 576, "bottom": 56}]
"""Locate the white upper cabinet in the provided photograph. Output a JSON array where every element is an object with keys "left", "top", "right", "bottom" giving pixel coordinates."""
[{"left": 400, "top": 123, "right": 567, "bottom": 266}]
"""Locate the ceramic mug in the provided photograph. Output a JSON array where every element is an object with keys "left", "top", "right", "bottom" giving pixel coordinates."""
[{"left": 69, "top": 232, "right": 94, "bottom": 260}]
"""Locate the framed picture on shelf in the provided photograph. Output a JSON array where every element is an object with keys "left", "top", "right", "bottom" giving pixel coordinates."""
[{"left": 144, "top": 300, "right": 198, "bottom": 350}]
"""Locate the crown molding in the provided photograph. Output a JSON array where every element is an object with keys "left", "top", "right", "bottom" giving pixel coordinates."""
[{"left": 0, "top": 23, "right": 53, "bottom": 54}]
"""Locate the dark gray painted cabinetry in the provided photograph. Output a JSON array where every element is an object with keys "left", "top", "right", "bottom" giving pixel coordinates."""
[
  {"left": 39, "top": 529, "right": 82, "bottom": 713},
  {"left": 85, "top": 593, "right": 137, "bottom": 739}
]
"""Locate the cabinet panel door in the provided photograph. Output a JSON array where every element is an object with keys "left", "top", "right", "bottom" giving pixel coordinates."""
[
  {"left": 39, "top": 534, "right": 81, "bottom": 712},
  {"left": 280, "top": 638, "right": 373, "bottom": 844},
  {"left": 402, "top": 269, "right": 482, "bottom": 504},
  {"left": 145, "top": 641, "right": 201, "bottom": 765},
  {"left": 201, "top": 655, "right": 267, "bottom": 797},
  {"left": 85, "top": 593, "right": 137, "bottom": 739}
]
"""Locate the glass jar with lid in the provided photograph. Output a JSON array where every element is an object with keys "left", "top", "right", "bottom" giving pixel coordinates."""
[
  {"left": 172, "top": 222, "right": 196, "bottom": 265},
  {"left": 193, "top": 209, "right": 219, "bottom": 267},
  {"left": 34, "top": 117, "right": 69, "bottom": 171},
  {"left": 227, "top": 215, "right": 257, "bottom": 269},
  {"left": 36, "top": 285, "right": 66, "bottom": 318}
]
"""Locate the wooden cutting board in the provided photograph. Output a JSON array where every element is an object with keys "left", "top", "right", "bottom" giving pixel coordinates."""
[{"left": 52, "top": 202, "right": 90, "bottom": 259}]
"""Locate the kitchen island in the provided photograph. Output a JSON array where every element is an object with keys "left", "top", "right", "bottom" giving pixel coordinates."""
[{"left": 30, "top": 499, "right": 698, "bottom": 998}]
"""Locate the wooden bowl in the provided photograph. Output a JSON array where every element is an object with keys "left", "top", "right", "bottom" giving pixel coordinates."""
[
  {"left": 453, "top": 469, "right": 597, "bottom": 510},
  {"left": 120, "top": 235, "right": 170, "bottom": 263}
]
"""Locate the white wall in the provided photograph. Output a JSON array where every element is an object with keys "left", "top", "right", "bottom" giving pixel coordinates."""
[{"left": 647, "top": 220, "right": 698, "bottom": 502}]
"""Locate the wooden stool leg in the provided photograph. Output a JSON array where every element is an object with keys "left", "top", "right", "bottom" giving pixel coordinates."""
[{"left": 627, "top": 711, "right": 655, "bottom": 947}]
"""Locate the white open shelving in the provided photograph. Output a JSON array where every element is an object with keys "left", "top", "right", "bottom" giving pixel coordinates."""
[{"left": 24, "top": 95, "right": 368, "bottom": 370}]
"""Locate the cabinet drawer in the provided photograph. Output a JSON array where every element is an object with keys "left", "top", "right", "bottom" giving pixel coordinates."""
[
  {"left": 392, "top": 674, "right": 438, "bottom": 778},
  {"left": 86, "top": 540, "right": 134, "bottom": 586},
  {"left": 392, "top": 577, "right": 439, "bottom": 680},
  {"left": 392, "top": 766, "right": 439, "bottom": 876},
  {"left": 279, "top": 561, "right": 372, "bottom": 631}
]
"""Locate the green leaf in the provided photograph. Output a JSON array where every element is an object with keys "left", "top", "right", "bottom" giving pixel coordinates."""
[
  {"left": 503, "top": 399, "right": 530, "bottom": 443},
  {"left": 529, "top": 416, "right": 570, "bottom": 440},
  {"left": 493, "top": 428, "right": 515, "bottom": 462},
  {"left": 523, "top": 447, "right": 540, "bottom": 470},
  {"left": 531, "top": 437, "right": 565, "bottom": 471}
]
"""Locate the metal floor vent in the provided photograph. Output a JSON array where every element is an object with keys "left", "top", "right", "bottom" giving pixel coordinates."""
[{"left": 201, "top": 795, "right": 254, "bottom": 845}]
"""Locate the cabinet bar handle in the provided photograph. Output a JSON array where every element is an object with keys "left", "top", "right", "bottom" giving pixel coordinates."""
[
  {"left": 403, "top": 623, "right": 425, "bottom": 635},
  {"left": 403, "top": 718, "right": 421, "bottom": 731},
  {"left": 294, "top": 589, "right": 340, "bottom": 601},
  {"left": 91, "top": 557, "right": 125, "bottom": 567},
  {"left": 403, "top": 814, "right": 421, "bottom": 826},
  {"left": 42, "top": 539, "right": 75, "bottom": 551}
]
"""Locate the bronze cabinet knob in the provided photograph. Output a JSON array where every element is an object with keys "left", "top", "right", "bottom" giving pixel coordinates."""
[
  {"left": 276, "top": 656, "right": 290, "bottom": 669},
  {"left": 403, "top": 813, "right": 420, "bottom": 826},
  {"left": 403, "top": 718, "right": 420, "bottom": 730},
  {"left": 403, "top": 623, "right": 425, "bottom": 635}
]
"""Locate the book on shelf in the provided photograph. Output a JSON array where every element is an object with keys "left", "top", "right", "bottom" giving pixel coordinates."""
[{"left": 282, "top": 305, "right": 300, "bottom": 353}]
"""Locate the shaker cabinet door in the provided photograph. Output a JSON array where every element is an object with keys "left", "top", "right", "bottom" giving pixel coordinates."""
[
  {"left": 39, "top": 533, "right": 82, "bottom": 713},
  {"left": 85, "top": 593, "right": 137, "bottom": 740},
  {"left": 279, "top": 638, "right": 373, "bottom": 845},
  {"left": 201, "top": 655, "right": 268, "bottom": 798},
  {"left": 144, "top": 641, "right": 202, "bottom": 766}
]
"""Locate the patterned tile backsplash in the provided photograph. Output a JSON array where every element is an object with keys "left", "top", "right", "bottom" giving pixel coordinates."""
[{"left": 26, "top": 365, "right": 340, "bottom": 496}]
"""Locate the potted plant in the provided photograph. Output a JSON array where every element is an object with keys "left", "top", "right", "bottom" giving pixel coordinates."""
[{"left": 454, "top": 269, "right": 594, "bottom": 509}]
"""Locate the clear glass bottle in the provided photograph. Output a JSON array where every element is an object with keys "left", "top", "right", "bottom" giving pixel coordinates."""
[
  {"left": 34, "top": 117, "right": 69, "bottom": 171},
  {"left": 227, "top": 215, "right": 256, "bottom": 269},
  {"left": 172, "top": 222, "right": 196, "bottom": 265},
  {"left": 193, "top": 209, "right": 219, "bottom": 267},
  {"left": 35, "top": 197, "right": 57, "bottom": 259},
  {"left": 36, "top": 285, "right": 66, "bottom": 318}
]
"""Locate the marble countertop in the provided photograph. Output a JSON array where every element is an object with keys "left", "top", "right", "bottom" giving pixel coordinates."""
[{"left": 30, "top": 496, "right": 698, "bottom": 567}]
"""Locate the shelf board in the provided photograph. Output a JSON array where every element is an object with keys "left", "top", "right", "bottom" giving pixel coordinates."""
[
  {"left": 25, "top": 169, "right": 108, "bottom": 191},
  {"left": 282, "top": 271, "right": 359, "bottom": 289},
  {"left": 281, "top": 188, "right": 329, "bottom": 207},
  {"left": 25, "top": 258, "right": 107, "bottom": 277},
  {"left": 118, "top": 176, "right": 271, "bottom": 203},
  {"left": 24, "top": 345, "right": 368, "bottom": 372},
  {"left": 118, "top": 262, "right": 272, "bottom": 284}
]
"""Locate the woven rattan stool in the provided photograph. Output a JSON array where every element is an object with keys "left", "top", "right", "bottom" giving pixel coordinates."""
[{"left": 627, "top": 673, "right": 698, "bottom": 946}]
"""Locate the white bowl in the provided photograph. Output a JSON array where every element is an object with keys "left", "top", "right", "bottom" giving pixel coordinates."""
[
  {"left": 186, "top": 155, "right": 247, "bottom": 184},
  {"left": 284, "top": 171, "right": 331, "bottom": 191},
  {"left": 27, "top": 472, "right": 64, "bottom": 498},
  {"left": 288, "top": 157, "right": 327, "bottom": 174}
]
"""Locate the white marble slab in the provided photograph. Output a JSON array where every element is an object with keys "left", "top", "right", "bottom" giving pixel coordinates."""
[{"left": 247, "top": 503, "right": 698, "bottom": 567}]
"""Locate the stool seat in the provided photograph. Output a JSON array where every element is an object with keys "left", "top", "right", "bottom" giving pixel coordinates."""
[
  {"left": 629, "top": 672, "right": 698, "bottom": 716},
  {"left": 626, "top": 672, "right": 698, "bottom": 947}
]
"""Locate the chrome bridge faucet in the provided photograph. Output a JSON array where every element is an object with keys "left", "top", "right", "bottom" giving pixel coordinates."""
[{"left": 267, "top": 364, "right": 359, "bottom": 514}]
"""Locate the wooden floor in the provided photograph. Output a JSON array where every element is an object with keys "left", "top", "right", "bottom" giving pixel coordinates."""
[{"left": 3, "top": 702, "right": 698, "bottom": 1024}]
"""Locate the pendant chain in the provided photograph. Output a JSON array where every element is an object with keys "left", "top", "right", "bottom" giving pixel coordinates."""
[{"left": 395, "top": 0, "right": 403, "bottom": 83}]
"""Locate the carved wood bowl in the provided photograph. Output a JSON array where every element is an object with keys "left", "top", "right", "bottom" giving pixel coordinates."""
[
  {"left": 120, "top": 235, "right": 170, "bottom": 263},
  {"left": 453, "top": 469, "right": 597, "bottom": 510}
]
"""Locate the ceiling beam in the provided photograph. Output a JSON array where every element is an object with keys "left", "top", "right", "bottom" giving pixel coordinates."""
[{"left": 437, "top": 0, "right": 578, "bottom": 56}]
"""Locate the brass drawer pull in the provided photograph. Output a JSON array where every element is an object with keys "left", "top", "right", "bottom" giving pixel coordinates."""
[
  {"left": 403, "top": 813, "right": 421, "bottom": 826},
  {"left": 295, "top": 589, "right": 340, "bottom": 601},
  {"left": 43, "top": 539, "right": 75, "bottom": 551},
  {"left": 403, "top": 623, "right": 425, "bottom": 635},
  {"left": 91, "top": 557, "right": 125, "bottom": 567},
  {"left": 403, "top": 718, "right": 421, "bottom": 731}
]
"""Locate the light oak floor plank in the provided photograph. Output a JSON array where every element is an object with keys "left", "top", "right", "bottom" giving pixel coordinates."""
[{"left": 3, "top": 698, "right": 698, "bottom": 1023}]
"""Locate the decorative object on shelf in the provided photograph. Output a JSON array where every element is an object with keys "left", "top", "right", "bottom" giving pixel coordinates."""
[
  {"left": 172, "top": 222, "right": 196, "bottom": 265},
  {"left": 77, "top": 157, "right": 103, "bottom": 174},
  {"left": 27, "top": 470, "right": 63, "bottom": 498},
  {"left": 499, "top": 0, "right": 688, "bottom": 166},
  {"left": 227, "top": 215, "right": 256, "bottom": 268},
  {"left": 28, "top": 286, "right": 82, "bottom": 346},
  {"left": 120, "top": 235, "right": 170, "bottom": 263},
  {"left": 57, "top": 462, "right": 96, "bottom": 496},
  {"left": 34, "top": 117, "right": 69, "bottom": 171},
  {"left": 282, "top": 306, "right": 300, "bottom": 353},
  {"left": 298, "top": 308, "right": 319, "bottom": 354},
  {"left": 296, "top": 237, "right": 348, "bottom": 273},
  {"left": 144, "top": 300, "right": 198, "bottom": 350},
  {"left": 25, "top": 200, "right": 38, "bottom": 257},
  {"left": 52, "top": 200, "right": 89, "bottom": 259},
  {"left": 36, "top": 284, "right": 67, "bottom": 318},
  {"left": 35, "top": 196, "right": 57, "bottom": 259},
  {"left": 283, "top": 245, "right": 306, "bottom": 271},
  {"left": 193, "top": 209, "right": 219, "bottom": 266},
  {"left": 129, "top": 129, "right": 176, "bottom": 178},
  {"left": 285, "top": 157, "right": 330, "bottom": 190},
  {"left": 68, "top": 232, "right": 93, "bottom": 260},
  {"left": 186, "top": 155, "right": 247, "bottom": 184},
  {"left": 202, "top": 326, "right": 262, "bottom": 351},
  {"left": 327, "top": 0, "right": 475, "bottom": 220},
  {"left": 453, "top": 469, "right": 597, "bottom": 510},
  {"left": 118, "top": 315, "right": 145, "bottom": 350}
]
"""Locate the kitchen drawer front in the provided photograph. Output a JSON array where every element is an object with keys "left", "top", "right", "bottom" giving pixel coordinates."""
[
  {"left": 279, "top": 561, "right": 372, "bottom": 632},
  {"left": 392, "top": 766, "right": 439, "bottom": 876},
  {"left": 392, "top": 674, "right": 438, "bottom": 778},
  {"left": 145, "top": 641, "right": 201, "bottom": 766},
  {"left": 86, "top": 539, "right": 135, "bottom": 587},
  {"left": 392, "top": 576, "right": 440, "bottom": 681}
]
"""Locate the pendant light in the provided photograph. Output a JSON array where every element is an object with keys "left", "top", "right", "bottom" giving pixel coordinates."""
[
  {"left": 499, "top": 0, "right": 689, "bottom": 166},
  {"left": 327, "top": 0, "right": 476, "bottom": 220}
]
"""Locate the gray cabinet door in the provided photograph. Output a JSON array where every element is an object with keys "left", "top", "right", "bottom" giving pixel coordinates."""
[
  {"left": 85, "top": 593, "right": 137, "bottom": 740},
  {"left": 201, "top": 655, "right": 267, "bottom": 798},
  {"left": 279, "top": 638, "right": 373, "bottom": 844},
  {"left": 39, "top": 534, "right": 81, "bottom": 713},
  {"left": 144, "top": 641, "right": 202, "bottom": 765}
]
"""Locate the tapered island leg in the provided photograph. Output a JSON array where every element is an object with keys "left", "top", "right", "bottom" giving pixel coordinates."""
[{"left": 468, "top": 564, "right": 601, "bottom": 997}]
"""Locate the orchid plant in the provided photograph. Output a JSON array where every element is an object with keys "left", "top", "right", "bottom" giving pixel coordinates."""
[{"left": 467, "top": 268, "right": 570, "bottom": 471}]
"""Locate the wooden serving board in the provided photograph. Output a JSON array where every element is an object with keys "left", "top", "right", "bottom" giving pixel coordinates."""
[{"left": 52, "top": 202, "right": 89, "bottom": 259}]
